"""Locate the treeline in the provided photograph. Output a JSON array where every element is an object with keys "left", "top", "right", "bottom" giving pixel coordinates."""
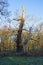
[
  {"left": 0, "top": 23, "right": 43, "bottom": 55},
  {"left": 0, "top": 0, "right": 43, "bottom": 56}
]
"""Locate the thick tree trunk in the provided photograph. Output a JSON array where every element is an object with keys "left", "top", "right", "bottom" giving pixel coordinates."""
[{"left": 16, "top": 19, "right": 24, "bottom": 52}]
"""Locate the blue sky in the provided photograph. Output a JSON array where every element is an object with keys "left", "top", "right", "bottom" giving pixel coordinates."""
[
  {"left": 0, "top": 0, "right": 43, "bottom": 29},
  {"left": 8, "top": 0, "right": 43, "bottom": 29},
  {"left": 8, "top": 0, "right": 43, "bottom": 18}
]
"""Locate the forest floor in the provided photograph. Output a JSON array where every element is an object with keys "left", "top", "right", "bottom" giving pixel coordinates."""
[{"left": 0, "top": 56, "right": 43, "bottom": 65}]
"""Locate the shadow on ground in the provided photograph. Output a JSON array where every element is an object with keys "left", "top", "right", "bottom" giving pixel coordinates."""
[{"left": 0, "top": 56, "right": 43, "bottom": 65}]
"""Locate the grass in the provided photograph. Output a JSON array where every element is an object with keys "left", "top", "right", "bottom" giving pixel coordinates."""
[{"left": 0, "top": 56, "right": 43, "bottom": 65}]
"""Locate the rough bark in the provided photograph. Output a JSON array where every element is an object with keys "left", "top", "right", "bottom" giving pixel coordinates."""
[{"left": 16, "top": 19, "right": 24, "bottom": 52}]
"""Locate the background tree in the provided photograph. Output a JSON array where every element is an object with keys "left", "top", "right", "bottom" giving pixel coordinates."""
[{"left": 0, "top": 0, "right": 9, "bottom": 16}]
